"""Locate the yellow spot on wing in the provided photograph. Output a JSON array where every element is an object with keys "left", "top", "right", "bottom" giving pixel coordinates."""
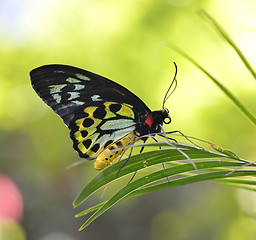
[
  {"left": 116, "top": 105, "right": 134, "bottom": 118},
  {"left": 75, "top": 118, "right": 84, "bottom": 129},
  {"left": 84, "top": 106, "right": 98, "bottom": 116},
  {"left": 103, "top": 102, "right": 134, "bottom": 119},
  {"left": 74, "top": 126, "right": 97, "bottom": 141},
  {"left": 74, "top": 131, "right": 84, "bottom": 142},
  {"left": 103, "top": 102, "right": 115, "bottom": 110},
  {"left": 77, "top": 142, "right": 87, "bottom": 154},
  {"left": 105, "top": 111, "right": 116, "bottom": 119}
]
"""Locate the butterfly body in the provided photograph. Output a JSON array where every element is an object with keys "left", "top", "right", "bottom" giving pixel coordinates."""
[
  {"left": 30, "top": 64, "right": 171, "bottom": 170},
  {"left": 94, "top": 131, "right": 138, "bottom": 170}
]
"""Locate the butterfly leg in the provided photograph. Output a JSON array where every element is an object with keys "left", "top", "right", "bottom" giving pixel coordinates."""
[
  {"left": 161, "top": 130, "right": 205, "bottom": 149},
  {"left": 157, "top": 133, "right": 177, "bottom": 143},
  {"left": 124, "top": 171, "right": 137, "bottom": 189},
  {"left": 116, "top": 134, "right": 137, "bottom": 177},
  {"left": 159, "top": 125, "right": 197, "bottom": 169},
  {"left": 152, "top": 136, "right": 170, "bottom": 183},
  {"left": 124, "top": 143, "right": 146, "bottom": 189}
]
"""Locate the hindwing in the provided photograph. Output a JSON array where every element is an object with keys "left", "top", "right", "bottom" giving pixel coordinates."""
[{"left": 69, "top": 101, "right": 137, "bottom": 160}]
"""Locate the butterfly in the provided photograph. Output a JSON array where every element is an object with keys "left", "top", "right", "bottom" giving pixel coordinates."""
[{"left": 30, "top": 64, "right": 175, "bottom": 170}]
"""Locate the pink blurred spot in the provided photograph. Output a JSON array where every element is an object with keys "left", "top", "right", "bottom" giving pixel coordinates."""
[{"left": 0, "top": 174, "right": 23, "bottom": 221}]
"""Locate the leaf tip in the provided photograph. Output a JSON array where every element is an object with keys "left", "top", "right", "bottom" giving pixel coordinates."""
[
  {"left": 72, "top": 201, "right": 78, "bottom": 208},
  {"left": 78, "top": 224, "right": 86, "bottom": 231}
]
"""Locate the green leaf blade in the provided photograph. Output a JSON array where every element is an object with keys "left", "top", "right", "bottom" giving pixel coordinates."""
[{"left": 73, "top": 146, "right": 227, "bottom": 207}]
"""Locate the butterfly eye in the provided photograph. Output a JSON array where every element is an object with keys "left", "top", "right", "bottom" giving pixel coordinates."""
[{"left": 164, "top": 115, "right": 172, "bottom": 124}]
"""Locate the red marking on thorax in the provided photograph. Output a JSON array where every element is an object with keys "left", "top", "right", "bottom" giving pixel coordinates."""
[{"left": 144, "top": 115, "right": 154, "bottom": 128}]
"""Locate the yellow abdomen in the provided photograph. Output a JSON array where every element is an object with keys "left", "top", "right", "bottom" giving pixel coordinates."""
[{"left": 94, "top": 132, "right": 139, "bottom": 170}]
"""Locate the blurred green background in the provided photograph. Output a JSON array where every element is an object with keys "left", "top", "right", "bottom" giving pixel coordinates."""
[{"left": 0, "top": 0, "right": 256, "bottom": 239}]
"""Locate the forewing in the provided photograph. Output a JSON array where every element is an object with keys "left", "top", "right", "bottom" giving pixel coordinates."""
[{"left": 30, "top": 64, "right": 150, "bottom": 127}]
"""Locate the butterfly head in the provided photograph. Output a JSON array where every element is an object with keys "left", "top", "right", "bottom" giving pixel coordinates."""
[
  {"left": 150, "top": 108, "right": 171, "bottom": 127},
  {"left": 141, "top": 108, "right": 171, "bottom": 136},
  {"left": 162, "top": 108, "right": 171, "bottom": 124}
]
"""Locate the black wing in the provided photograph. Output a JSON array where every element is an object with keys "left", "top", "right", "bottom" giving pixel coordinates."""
[{"left": 30, "top": 64, "right": 151, "bottom": 127}]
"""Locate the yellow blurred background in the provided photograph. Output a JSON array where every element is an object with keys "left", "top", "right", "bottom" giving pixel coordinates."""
[{"left": 0, "top": 0, "right": 256, "bottom": 239}]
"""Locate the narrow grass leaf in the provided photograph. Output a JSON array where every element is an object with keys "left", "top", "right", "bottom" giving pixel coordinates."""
[
  {"left": 79, "top": 165, "right": 256, "bottom": 230},
  {"left": 167, "top": 43, "right": 256, "bottom": 126},
  {"left": 73, "top": 145, "right": 228, "bottom": 207},
  {"left": 198, "top": 9, "right": 256, "bottom": 82}
]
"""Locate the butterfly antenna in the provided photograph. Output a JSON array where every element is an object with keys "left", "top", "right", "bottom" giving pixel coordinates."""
[{"left": 162, "top": 62, "right": 178, "bottom": 109}]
